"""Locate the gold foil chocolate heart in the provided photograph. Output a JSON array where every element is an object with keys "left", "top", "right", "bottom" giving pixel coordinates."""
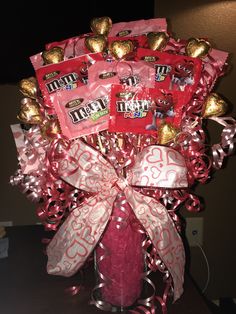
[
  {"left": 158, "top": 122, "right": 178, "bottom": 145},
  {"left": 17, "top": 98, "right": 42, "bottom": 124},
  {"left": 185, "top": 38, "right": 211, "bottom": 58},
  {"left": 42, "top": 47, "right": 64, "bottom": 64},
  {"left": 85, "top": 35, "right": 107, "bottom": 53},
  {"left": 147, "top": 32, "right": 169, "bottom": 51},
  {"left": 202, "top": 93, "right": 227, "bottom": 118},
  {"left": 109, "top": 40, "right": 134, "bottom": 59},
  {"left": 41, "top": 119, "right": 61, "bottom": 139},
  {"left": 19, "top": 77, "right": 38, "bottom": 99},
  {"left": 90, "top": 16, "right": 112, "bottom": 36}
]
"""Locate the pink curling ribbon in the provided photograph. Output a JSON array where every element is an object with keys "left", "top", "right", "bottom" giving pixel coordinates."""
[
  {"left": 10, "top": 124, "right": 87, "bottom": 230},
  {"left": 210, "top": 116, "right": 236, "bottom": 169},
  {"left": 10, "top": 124, "right": 49, "bottom": 175},
  {"left": 47, "top": 139, "right": 188, "bottom": 301}
]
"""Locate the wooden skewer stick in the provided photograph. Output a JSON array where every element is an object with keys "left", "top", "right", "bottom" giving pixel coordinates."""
[
  {"left": 118, "top": 137, "right": 124, "bottom": 150},
  {"left": 137, "top": 134, "right": 141, "bottom": 152},
  {"left": 97, "top": 133, "right": 106, "bottom": 154},
  {"left": 82, "top": 135, "right": 87, "bottom": 142}
]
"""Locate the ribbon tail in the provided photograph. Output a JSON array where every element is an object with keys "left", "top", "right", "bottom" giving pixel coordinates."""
[
  {"left": 47, "top": 190, "right": 117, "bottom": 277},
  {"left": 124, "top": 187, "right": 185, "bottom": 302}
]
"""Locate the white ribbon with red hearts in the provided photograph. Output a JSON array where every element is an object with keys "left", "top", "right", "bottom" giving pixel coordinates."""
[{"left": 47, "top": 139, "right": 188, "bottom": 301}]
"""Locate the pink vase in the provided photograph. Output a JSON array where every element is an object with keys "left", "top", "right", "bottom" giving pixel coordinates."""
[{"left": 95, "top": 194, "right": 144, "bottom": 309}]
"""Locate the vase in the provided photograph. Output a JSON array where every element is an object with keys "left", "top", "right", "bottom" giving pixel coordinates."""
[{"left": 94, "top": 192, "right": 144, "bottom": 311}]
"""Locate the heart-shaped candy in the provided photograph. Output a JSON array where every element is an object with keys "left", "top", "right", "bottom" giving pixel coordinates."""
[
  {"left": 147, "top": 32, "right": 169, "bottom": 51},
  {"left": 19, "top": 77, "right": 38, "bottom": 99},
  {"left": 42, "top": 47, "right": 64, "bottom": 64},
  {"left": 41, "top": 119, "right": 61, "bottom": 139},
  {"left": 158, "top": 123, "right": 178, "bottom": 145},
  {"left": 109, "top": 40, "right": 134, "bottom": 59},
  {"left": 185, "top": 38, "right": 211, "bottom": 58},
  {"left": 85, "top": 35, "right": 107, "bottom": 53},
  {"left": 202, "top": 93, "right": 227, "bottom": 118},
  {"left": 90, "top": 16, "right": 112, "bottom": 36},
  {"left": 17, "top": 98, "right": 42, "bottom": 124}
]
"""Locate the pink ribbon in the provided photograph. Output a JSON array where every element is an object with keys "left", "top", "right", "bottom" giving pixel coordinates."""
[
  {"left": 47, "top": 139, "right": 188, "bottom": 301},
  {"left": 10, "top": 124, "right": 48, "bottom": 175},
  {"left": 10, "top": 124, "right": 87, "bottom": 229},
  {"left": 210, "top": 116, "right": 236, "bottom": 169}
]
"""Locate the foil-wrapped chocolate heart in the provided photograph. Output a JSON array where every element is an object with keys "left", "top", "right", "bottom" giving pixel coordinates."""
[
  {"left": 17, "top": 98, "right": 42, "bottom": 124},
  {"left": 202, "top": 93, "right": 227, "bottom": 118},
  {"left": 41, "top": 119, "right": 61, "bottom": 140},
  {"left": 90, "top": 16, "right": 112, "bottom": 36},
  {"left": 109, "top": 40, "right": 134, "bottom": 59},
  {"left": 85, "top": 35, "right": 107, "bottom": 53},
  {"left": 42, "top": 47, "right": 64, "bottom": 64},
  {"left": 147, "top": 32, "right": 169, "bottom": 51},
  {"left": 185, "top": 38, "right": 211, "bottom": 59},
  {"left": 158, "top": 122, "right": 178, "bottom": 145},
  {"left": 19, "top": 77, "right": 38, "bottom": 99}
]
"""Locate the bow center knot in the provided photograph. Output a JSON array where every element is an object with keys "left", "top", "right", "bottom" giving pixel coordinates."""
[{"left": 114, "top": 176, "right": 129, "bottom": 191}]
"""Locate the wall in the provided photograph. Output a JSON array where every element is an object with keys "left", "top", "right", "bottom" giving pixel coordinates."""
[{"left": 155, "top": 0, "right": 236, "bottom": 299}]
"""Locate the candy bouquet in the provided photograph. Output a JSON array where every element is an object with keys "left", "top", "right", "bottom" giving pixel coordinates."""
[{"left": 11, "top": 17, "right": 236, "bottom": 313}]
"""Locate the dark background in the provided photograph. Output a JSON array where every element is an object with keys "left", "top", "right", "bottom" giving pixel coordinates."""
[{"left": 0, "top": 1, "right": 154, "bottom": 83}]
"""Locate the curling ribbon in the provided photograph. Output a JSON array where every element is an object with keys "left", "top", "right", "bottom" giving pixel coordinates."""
[
  {"left": 47, "top": 139, "right": 188, "bottom": 301},
  {"left": 10, "top": 124, "right": 87, "bottom": 229},
  {"left": 10, "top": 124, "right": 48, "bottom": 175},
  {"left": 210, "top": 116, "right": 236, "bottom": 169}
]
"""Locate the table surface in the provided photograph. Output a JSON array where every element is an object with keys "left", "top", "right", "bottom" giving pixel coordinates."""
[{"left": 0, "top": 226, "right": 213, "bottom": 314}]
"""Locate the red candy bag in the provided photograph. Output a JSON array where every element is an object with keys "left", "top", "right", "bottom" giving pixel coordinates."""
[
  {"left": 110, "top": 18, "right": 167, "bottom": 37},
  {"left": 108, "top": 35, "right": 147, "bottom": 50},
  {"left": 54, "top": 83, "right": 110, "bottom": 139},
  {"left": 36, "top": 53, "right": 103, "bottom": 112},
  {"left": 109, "top": 84, "right": 188, "bottom": 134},
  {"left": 30, "top": 52, "right": 47, "bottom": 71},
  {"left": 30, "top": 35, "right": 92, "bottom": 70},
  {"left": 45, "top": 35, "right": 89, "bottom": 59},
  {"left": 46, "top": 34, "right": 94, "bottom": 59},
  {"left": 136, "top": 48, "right": 202, "bottom": 100},
  {"left": 88, "top": 60, "right": 155, "bottom": 89},
  {"left": 199, "top": 47, "right": 228, "bottom": 91}
]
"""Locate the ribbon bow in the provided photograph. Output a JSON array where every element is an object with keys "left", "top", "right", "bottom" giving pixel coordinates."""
[{"left": 47, "top": 139, "right": 188, "bottom": 301}]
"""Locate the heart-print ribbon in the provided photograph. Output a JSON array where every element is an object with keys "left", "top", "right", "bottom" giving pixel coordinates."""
[{"left": 47, "top": 139, "right": 188, "bottom": 301}]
